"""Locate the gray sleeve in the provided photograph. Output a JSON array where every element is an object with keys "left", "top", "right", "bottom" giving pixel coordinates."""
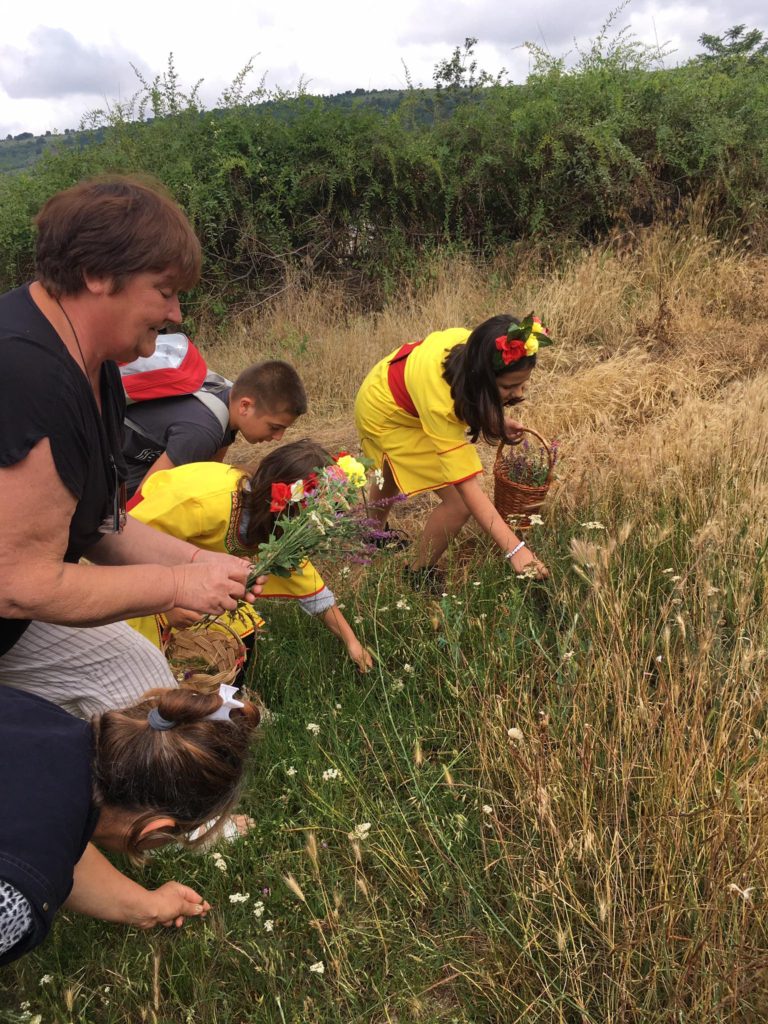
[
  {"left": 0, "top": 879, "right": 34, "bottom": 958},
  {"left": 298, "top": 586, "right": 337, "bottom": 616},
  {"left": 164, "top": 414, "right": 226, "bottom": 466}
]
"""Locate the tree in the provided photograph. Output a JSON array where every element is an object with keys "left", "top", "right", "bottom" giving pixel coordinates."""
[{"left": 695, "top": 25, "right": 768, "bottom": 65}]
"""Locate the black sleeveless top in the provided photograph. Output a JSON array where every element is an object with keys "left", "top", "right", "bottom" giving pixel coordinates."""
[{"left": 0, "top": 285, "right": 126, "bottom": 655}]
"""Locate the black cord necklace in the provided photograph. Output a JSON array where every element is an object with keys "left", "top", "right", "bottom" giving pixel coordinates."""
[{"left": 55, "top": 296, "right": 91, "bottom": 382}]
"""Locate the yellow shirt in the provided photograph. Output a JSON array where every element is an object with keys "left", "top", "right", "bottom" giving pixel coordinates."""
[{"left": 128, "top": 462, "right": 329, "bottom": 647}]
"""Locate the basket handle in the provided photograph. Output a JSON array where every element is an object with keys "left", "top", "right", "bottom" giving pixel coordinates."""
[{"left": 494, "top": 426, "right": 556, "bottom": 484}]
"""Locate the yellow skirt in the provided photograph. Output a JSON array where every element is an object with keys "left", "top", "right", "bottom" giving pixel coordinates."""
[{"left": 354, "top": 350, "right": 482, "bottom": 496}]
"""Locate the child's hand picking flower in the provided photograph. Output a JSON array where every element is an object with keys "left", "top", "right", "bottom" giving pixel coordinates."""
[{"left": 347, "top": 641, "right": 374, "bottom": 673}]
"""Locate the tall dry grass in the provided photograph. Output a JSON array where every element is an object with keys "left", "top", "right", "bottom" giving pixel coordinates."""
[{"left": 203, "top": 224, "right": 768, "bottom": 1020}]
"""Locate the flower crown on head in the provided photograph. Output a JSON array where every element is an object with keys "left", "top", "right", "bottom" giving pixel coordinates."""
[
  {"left": 268, "top": 453, "right": 368, "bottom": 514},
  {"left": 493, "top": 313, "right": 553, "bottom": 370}
]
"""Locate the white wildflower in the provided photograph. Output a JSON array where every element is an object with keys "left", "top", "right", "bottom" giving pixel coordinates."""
[
  {"left": 348, "top": 822, "right": 372, "bottom": 841},
  {"left": 391, "top": 679, "right": 405, "bottom": 693},
  {"left": 353, "top": 615, "right": 363, "bottom": 624},
  {"left": 20, "top": 1003, "right": 31, "bottom": 1012},
  {"left": 580, "top": 521, "right": 605, "bottom": 530},
  {"left": 309, "top": 961, "right": 325, "bottom": 975},
  {"left": 306, "top": 722, "right": 320, "bottom": 735},
  {"left": 309, "top": 511, "right": 326, "bottom": 534},
  {"left": 670, "top": 575, "right": 682, "bottom": 583},
  {"left": 263, "top": 919, "right": 275, "bottom": 932},
  {"left": 472, "top": 580, "right": 481, "bottom": 587},
  {"left": 335, "top": 702, "right": 342, "bottom": 710},
  {"left": 253, "top": 900, "right": 265, "bottom": 918},
  {"left": 528, "top": 513, "right": 544, "bottom": 526},
  {"left": 396, "top": 599, "right": 411, "bottom": 610},
  {"left": 211, "top": 851, "right": 227, "bottom": 872},
  {"left": 322, "top": 767, "right": 341, "bottom": 781},
  {"left": 286, "top": 765, "right": 297, "bottom": 777},
  {"left": 655, "top": 655, "right": 663, "bottom": 663},
  {"left": 562, "top": 650, "right": 575, "bottom": 661},
  {"left": 39, "top": 975, "right": 53, "bottom": 986},
  {"left": 229, "top": 892, "right": 250, "bottom": 904},
  {"left": 482, "top": 804, "right": 493, "bottom": 814},
  {"left": 662, "top": 567, "right": 675, "bottom": 574},
  {"left": 727, "top": 883, "right": 755, "bottom": 906},
  {"left": 507, "top": 727, "right": 524, "bottom": 742},
  {"left": 374, "top": 468, "right": 385, "bottom": 489},
  {"left": 403, "top": 663, "right": 414, "bottom": 674}
]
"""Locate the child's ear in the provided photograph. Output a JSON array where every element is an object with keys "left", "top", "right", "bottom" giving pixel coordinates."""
[{"left": 140, "top": 815, "right": 177, "bottom": 839}]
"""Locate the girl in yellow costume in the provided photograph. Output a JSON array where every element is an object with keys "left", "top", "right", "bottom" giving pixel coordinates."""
[
  {"left": 355, "top": 314, "right": 552, "bottom": 586},
  {"left": 127, "top": 440, "right": 372, "bottom": 671}
]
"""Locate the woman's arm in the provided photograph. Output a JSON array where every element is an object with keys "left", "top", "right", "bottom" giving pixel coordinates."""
[
  {"left": 454, "top": 476, "right": 549, "bottom": 577},
  {"left": 318, "top": 605, "right": 373, "bottom": 671},
  {"left": 0, "top": 439, "right": 252, "bottom": 623},
  {"left": 64, "top": 843, "right": 210, "bottom": 929}
]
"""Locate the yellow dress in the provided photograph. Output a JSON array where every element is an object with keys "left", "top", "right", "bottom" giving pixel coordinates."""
[
  {"left": 354, "top": 328, "right": 483, "bottom": 495},
  {"left": 127, "top": 462, "right": 330, "bottom": 649}
]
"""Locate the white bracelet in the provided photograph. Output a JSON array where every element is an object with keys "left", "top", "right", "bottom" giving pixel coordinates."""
[{"left": 504, "top": 541, "right": 526, "bottom": 560}]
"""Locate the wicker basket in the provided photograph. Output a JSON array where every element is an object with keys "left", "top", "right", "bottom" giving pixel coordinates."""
[
  {"left": 163, "top": 618, "right": 247, "bottom": 693},
  {"left": 493, "top": 427, "right": 555, "bottom": 531}
]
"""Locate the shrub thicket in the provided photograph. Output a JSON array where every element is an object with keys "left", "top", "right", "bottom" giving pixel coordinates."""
[{"left": 0, "top": 37, "right": 766, "bottom": 316}]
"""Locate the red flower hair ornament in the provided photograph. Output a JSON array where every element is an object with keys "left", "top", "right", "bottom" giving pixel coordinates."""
[{"left": 493, "top": 313, "right": 553, "bottom": 370}]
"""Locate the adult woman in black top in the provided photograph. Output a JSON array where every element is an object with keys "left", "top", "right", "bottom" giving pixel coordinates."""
[{"left": 0, "top": 176, "right": 262, "bottom": 713}]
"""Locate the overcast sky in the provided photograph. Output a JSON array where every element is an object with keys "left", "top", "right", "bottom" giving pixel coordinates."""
[{"left": 1, "top": 0, "right": 765, "bottom": 137}]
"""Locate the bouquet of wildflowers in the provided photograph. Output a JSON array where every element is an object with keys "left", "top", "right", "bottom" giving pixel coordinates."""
[
  {"left": 245, "top": 453, "right": 389, "bottom": 588},
  {"left": 506, "top": 436, "right": 559, "bottom": 488}
]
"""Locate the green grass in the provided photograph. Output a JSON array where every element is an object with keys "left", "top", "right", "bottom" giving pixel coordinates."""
[{"left": 3, "top": 425, "right": 768, "bottom": 1020}]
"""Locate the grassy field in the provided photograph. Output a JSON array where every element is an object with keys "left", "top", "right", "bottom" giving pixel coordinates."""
[{"left": 2, "top": 223, "right": 768, "bottom": 1023}]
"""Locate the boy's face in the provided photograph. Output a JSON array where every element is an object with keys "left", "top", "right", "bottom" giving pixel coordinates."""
[{"left": 235, "top": 398, "right": 298, "bottom": 443}]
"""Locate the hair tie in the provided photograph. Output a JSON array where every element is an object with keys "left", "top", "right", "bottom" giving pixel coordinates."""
[{"left": 148, "top": 707, "right": 176, "bottom": 731}]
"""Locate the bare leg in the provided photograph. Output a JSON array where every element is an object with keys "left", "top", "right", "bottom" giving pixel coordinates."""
[
  {"left": 366, "top": 460, "right": 402, "bottom": 526},
  {"left": 410, "top": 485, "right": 471, "bottom": 570}
]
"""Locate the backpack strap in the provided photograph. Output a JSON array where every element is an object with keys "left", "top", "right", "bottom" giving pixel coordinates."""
[{"left": 194, "top": 388, "right": 232, "bottom": 436}]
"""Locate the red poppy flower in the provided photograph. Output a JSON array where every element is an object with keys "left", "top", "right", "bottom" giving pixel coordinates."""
[
  {"left": 495, "top": 336, "right": 527, "bottom": 365},
  {"left": 334, "top": 451, "right": 350, "bottom": 460},
  {"left": 303, "top": 472, "right": 319, "bottom": 496},
  {"left": 269, "top": 482, "right": 292, "bottom": 512}
]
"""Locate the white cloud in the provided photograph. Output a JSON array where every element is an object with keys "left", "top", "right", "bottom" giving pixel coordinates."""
[{"left": 0, "top": 0, "right": 765, "bottom": 136}]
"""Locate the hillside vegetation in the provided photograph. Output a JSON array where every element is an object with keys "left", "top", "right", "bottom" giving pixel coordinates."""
[{"left": 0, "top": 31, "right": 766, "bottom": 317}]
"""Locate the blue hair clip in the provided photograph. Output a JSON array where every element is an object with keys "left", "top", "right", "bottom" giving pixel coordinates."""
[{"left": 148, "top": 707, "right": 176, "bottom": 731}]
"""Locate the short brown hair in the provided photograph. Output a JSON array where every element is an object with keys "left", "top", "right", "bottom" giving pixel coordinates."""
[
  {"left": 91, "top": 687, "right": 260, "bottom": 857},
  {"left": 35, "top": 174, "right": 202, "bottom": 297},
  {"left": 231, "top": 360, "right": 307, "bottom": 415}
]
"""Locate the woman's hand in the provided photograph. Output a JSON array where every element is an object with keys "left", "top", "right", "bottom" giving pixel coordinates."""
[
  {"left": 143, "top": 883, "right": 211, "bottom": 929},
  {"left": 190, "top": 549, "right": 267, "bottom": 602},
  {"left": 347, "top": 640, "right": 374, "bottom": 673}
]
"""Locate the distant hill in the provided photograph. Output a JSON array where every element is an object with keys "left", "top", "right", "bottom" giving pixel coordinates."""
[
  {"left": 0, "top": 88, "right": 456, "bottom": 174},
  {"left": 0, "top": 127, "right": 107, "bottom": 173}
]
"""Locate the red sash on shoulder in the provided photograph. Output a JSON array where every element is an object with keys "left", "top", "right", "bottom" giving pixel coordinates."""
[{"left": 387, "top": 340, "right": 423, "bottom": 418}]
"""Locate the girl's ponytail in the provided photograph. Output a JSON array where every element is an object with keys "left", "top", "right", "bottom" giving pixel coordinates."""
[{"left": 91, "top": 687, "right": 261, "bottom": 856}]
